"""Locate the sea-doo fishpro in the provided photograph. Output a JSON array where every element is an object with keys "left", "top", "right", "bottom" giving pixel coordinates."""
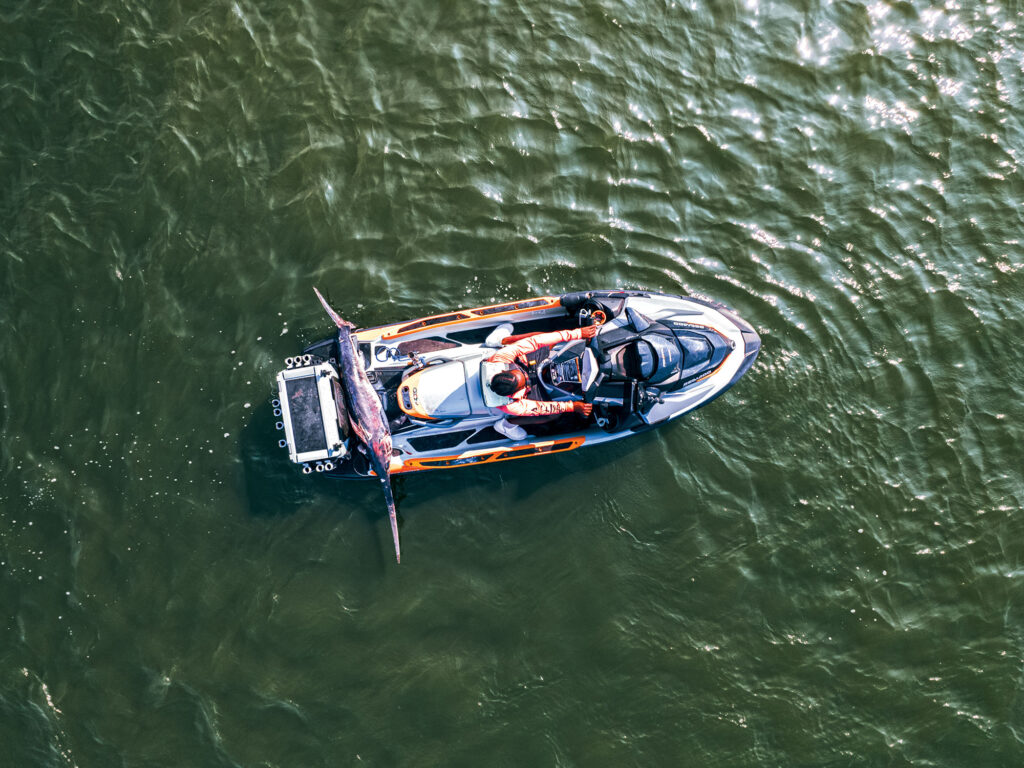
[{"left": 272, "top": 290, "right": 760, "bottom": 480}]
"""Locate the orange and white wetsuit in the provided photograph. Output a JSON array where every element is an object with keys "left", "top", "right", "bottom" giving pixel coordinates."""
[{"left": 487, "top": 328, "right": 586, "bottom": 417}]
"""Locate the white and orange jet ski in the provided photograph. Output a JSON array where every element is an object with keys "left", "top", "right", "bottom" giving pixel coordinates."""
[{"left": 272, "top": 290, "right": 760, "bottom": 479}]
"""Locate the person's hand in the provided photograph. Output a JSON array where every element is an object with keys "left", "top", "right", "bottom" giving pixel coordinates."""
[
  {"left": 573, "top": 401, "right": 593, "bottom": 418},
  {"left": 580, "top": 324, "right": 599, "bottom": 340}
]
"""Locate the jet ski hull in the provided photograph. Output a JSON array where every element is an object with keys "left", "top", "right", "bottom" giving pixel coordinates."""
[{"left": 273, "top": 290, "right": 760, "bottom": 478}]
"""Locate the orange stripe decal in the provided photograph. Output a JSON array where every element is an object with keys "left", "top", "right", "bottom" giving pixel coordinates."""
[{"left": 388, "top": 436, "right": 585, "bottom": 474}]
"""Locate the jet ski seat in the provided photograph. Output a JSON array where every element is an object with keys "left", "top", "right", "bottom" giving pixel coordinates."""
[
  {"left": 398, "top": 356, "right": 496, "bottom": 420},
  {"left": 396, "top": 353, "right": 566, "bottom": 423}
]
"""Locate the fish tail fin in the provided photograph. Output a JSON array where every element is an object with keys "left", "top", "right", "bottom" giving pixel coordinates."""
[
  {"left": 313, "top": 287, "right": 354, "bottom": 329},
  {"left": 380, "top": 475, "right": 401, "bottom": 564}
]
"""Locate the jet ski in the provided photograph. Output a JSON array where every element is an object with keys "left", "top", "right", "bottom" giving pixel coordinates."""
[{"left": 271, "top": 290, "right": 760, "bottom": 480}]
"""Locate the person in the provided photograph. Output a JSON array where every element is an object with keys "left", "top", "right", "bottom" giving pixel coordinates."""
[{"left": 485, "top": 324, "right": 598, "bottom": 440}]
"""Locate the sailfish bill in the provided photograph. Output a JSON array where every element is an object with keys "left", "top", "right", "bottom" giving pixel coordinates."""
[{"left": 314, "top": 288, "right": 401, "bottom": 563}]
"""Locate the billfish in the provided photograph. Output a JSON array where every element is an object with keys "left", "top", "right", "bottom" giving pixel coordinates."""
[{"left": 314, "top": 288, "right": 401, "bottom": 563}]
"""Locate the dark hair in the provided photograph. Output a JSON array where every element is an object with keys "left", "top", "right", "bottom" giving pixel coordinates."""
[{"left": 490, "top": 370, "right": 523, "bottom": 396}]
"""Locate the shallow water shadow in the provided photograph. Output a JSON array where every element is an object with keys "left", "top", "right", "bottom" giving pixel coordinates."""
[
  {"left": 238, "top": 405, "right": 319, "bottom": 517},
  {"left": 239, "top": 405, "right": 410, "bottom": 565}
]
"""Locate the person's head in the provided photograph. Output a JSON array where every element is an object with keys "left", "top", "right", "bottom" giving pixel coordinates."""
[{"left": 490, "top": 369, "right": 527, "bottom": 396}]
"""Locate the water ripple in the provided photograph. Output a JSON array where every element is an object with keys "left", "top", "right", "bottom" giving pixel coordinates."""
[{"left": 2, "top": 0, "right": 1024, "bottom": 765}]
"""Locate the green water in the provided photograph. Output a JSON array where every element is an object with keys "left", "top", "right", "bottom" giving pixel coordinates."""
[{"left": 2, "top": 0, "right": 1023, "bottom": 765}]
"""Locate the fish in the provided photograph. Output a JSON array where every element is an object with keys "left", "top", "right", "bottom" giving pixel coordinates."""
[{"left": 314, "top": 287, "right": 401, "bottom": 564}]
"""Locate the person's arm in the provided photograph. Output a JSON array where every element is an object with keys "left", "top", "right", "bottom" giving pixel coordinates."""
[
  {"left": 501, "top": 399, "right": 592, "bottom": 418},
  {"left": 500, "top": 398, "right": 576, "bottom": 417},
  {"left": 487, "top": 327, "right": 585, "bottom": 365}
]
